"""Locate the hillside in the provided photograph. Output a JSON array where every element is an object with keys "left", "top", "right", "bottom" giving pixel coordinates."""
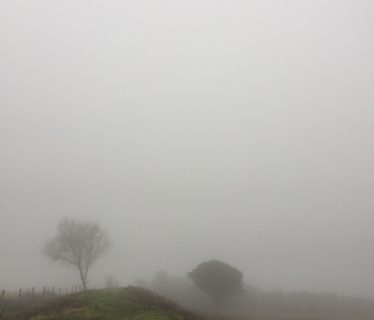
[
  {"left": 4, "top": 286, "right": 204, "bottom": 320},
  {"left": 5, "top": 286, "right": 368, "bottom": 320}
]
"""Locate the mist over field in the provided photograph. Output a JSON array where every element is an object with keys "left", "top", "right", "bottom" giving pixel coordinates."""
[{"left": 1, "top": 0, "right": 374, "bottom": 309}]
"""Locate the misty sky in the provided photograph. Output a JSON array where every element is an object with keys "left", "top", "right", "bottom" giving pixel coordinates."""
[{"left": 1, "top": 0, "right": 374, "bottom": 298}]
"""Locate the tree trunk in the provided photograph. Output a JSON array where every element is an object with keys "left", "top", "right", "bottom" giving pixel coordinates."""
[
  {"left": 78, "top": 265, "right": 88, "bottom": 291},
  {"left": 81, "top": 278, "right": 87, "bottom": 291}
]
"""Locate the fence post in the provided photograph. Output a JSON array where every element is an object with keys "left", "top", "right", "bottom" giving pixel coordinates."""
[
  {"left": 31, "top": 287, "right": 35, "bottom": 297},
  {"left": 43, "top": 287, "right": 46, "bottom": 297},
  {"left": 18, "top": 289, "right": 22, "bottom": 300},
  {"left": 0, "top": 289, "right": 4, "bottom": 320}
]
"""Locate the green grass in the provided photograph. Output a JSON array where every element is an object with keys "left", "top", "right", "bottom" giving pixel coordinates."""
[
  {"left": 4, "top": 286, "right": 203, "bottom": 320},
  {"left": 4, "top": 287, "right": 349, "bottom": 320}
]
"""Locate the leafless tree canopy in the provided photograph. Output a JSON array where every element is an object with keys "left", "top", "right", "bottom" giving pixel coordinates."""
[{"left": 44, "top": 219, "right": 110, "bottom": 290}]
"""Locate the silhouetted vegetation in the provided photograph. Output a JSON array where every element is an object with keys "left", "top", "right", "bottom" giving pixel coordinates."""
[
  {"left": 43, "top": 219, "right": 110, "bottom": 290},
  {"left": 145, "top": 271, "right": 374, "bottom": 320},
  {"left": 188, "top": 260, "right": 243, "bottom": 312}
]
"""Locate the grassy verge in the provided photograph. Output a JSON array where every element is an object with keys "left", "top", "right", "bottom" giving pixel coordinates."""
[{"left": 3, "top": 286, "right": 204, "bottom": 320}]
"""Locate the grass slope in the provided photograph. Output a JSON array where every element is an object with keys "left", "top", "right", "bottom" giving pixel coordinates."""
[{"left": 6, "top": 286, "right": 204, "bottom": 320}]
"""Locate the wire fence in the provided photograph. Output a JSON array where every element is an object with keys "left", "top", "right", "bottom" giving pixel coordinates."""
[{"left": 0, "top": 286, "right": 85, "bottom": 319}]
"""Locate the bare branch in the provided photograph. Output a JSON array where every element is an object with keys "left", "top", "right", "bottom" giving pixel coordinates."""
[{"left": 43, "top": 218, "right": 110, "bottom": 290}]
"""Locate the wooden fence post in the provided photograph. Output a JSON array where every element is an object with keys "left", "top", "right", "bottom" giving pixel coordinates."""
[
  {"left": 0, "top": 289, "right": 4, "bottom": 320},
  {"left": 18, "top": 289, "right": 22, "bottom": 300},
  {"left": 31, "top": 287, "right": 35, "bottom": 297},
  {"left": 43, "top": 287, "right": 46, "bottom": 297}
]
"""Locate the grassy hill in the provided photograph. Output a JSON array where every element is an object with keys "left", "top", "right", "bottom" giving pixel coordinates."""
[
  {"left": 4, "top": 286, "right": 204, "bottom": 320},
  {"left": 4, "top": 286, "right": 362, "bottom": 320}
]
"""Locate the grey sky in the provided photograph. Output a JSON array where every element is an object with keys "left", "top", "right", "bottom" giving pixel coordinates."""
[{"left": 1, "top": 0, "right": 374, "bottom": 298}]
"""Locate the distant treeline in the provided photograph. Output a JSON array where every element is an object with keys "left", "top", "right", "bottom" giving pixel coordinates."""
[{"left": 138, "top": 271, "right": 374, "bottom": 320}]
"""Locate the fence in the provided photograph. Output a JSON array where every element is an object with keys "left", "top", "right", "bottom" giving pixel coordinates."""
[{"left": 0, "top": 286, "right": 85, "bottom": 319}]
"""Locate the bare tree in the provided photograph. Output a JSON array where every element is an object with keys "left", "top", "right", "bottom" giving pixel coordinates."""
[{"left": 44, "top": 218, "right": 110, "bottom": 290}]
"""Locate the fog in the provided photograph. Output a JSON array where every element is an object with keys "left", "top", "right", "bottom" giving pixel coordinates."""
[{"left": 1, "top": 0, "right": 374, "bottom": 301}]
